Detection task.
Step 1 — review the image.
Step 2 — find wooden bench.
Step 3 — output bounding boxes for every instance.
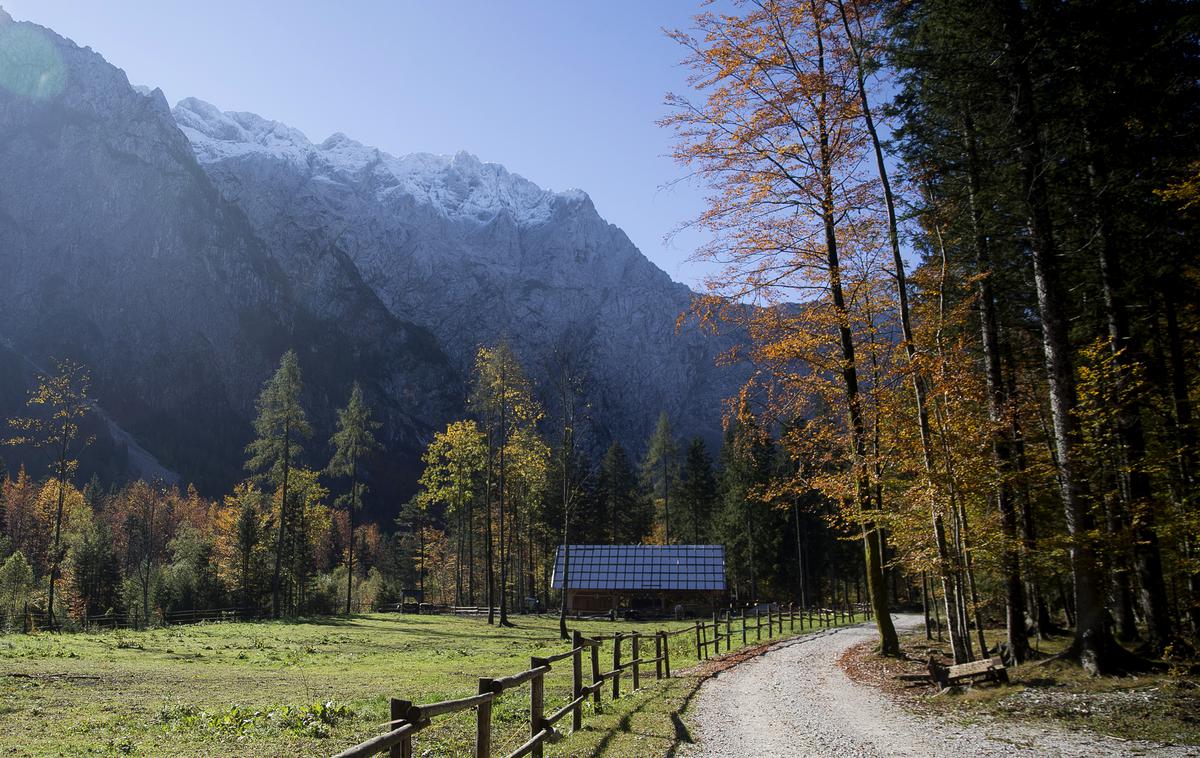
[929,655,1009,688]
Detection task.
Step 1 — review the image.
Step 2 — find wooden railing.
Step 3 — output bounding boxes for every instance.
[331,629,672,758]
[694,603,872,659]
[332,601,871,757]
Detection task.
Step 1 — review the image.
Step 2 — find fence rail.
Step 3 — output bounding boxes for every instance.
[331,600,871,758]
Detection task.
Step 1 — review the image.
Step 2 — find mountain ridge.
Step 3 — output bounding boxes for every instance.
[0,11,743,515]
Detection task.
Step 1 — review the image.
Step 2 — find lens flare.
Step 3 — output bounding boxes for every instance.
[0,22,67,100]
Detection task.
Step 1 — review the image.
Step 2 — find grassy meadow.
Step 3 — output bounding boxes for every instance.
[0,611,846,757]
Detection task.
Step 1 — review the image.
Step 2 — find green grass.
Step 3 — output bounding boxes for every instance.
[0,611,865,757]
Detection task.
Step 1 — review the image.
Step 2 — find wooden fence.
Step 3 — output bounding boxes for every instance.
[331,601,871,758]
[694,603,872,659]
[11,606,263,633]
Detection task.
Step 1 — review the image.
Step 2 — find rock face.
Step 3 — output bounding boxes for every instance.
[0,12,460,500]
[0,11,742,510]
[172,100,744,450]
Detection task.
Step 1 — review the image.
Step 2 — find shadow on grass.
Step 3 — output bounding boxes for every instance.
[581,676,704,758]
[580,626,858,757]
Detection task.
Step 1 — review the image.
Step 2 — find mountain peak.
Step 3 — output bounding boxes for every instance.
[172,98,587,226]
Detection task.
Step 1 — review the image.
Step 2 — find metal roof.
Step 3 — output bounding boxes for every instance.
[551,544,726,592]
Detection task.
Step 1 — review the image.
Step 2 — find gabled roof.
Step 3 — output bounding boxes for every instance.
[551,544,726,592]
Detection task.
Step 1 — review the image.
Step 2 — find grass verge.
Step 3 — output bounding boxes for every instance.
[840,627,1200,747]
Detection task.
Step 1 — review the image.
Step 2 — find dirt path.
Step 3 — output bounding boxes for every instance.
[680,614,1195,757]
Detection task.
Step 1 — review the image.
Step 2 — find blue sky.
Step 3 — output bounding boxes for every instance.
[3,1,719,287]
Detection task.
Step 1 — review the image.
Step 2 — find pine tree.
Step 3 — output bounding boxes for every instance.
[328,383,381,615]
[245,350,311,619]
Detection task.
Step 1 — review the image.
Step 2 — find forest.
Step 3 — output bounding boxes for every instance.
[2,0,1198,684]
[0,344,855,635]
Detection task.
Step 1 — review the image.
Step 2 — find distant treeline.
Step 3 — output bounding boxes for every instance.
[0,348,861,632]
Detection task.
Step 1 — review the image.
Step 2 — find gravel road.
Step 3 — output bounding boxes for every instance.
[681,614,1196,757]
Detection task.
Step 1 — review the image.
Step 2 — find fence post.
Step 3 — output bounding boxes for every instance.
[711,612,719,655]
[476,678,493,758]
[755,609,761,641]
[613,632,622,700]
[590,640,601,710]
[632,632,641,691]
[662,630,672,677]
[694,622,702,661]
[741,612,747,645]
[700,619,709,659]
[571,631,583,732]
[530,657,547,758]
[389,699,412,758]
[654,632,662,680]
[726,611,732,647]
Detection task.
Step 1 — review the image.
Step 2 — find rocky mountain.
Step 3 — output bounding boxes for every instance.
[0,11,460,502]
[171,99,744,449]
[0,11,742,512]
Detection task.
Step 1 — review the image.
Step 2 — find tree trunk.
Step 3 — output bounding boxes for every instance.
[831,0,939,659]
[47,437,69,632]
[1000,0,1125,673]
[662,456,671,544]
[1086,144,1173,652]
[468,494,476,606]
[271,422,290,619]
[1163,290,1200,637]
[485,441,496,625]
[811,1,897,653]
[498,393,510,626]
[961,114,1029,662]
[346,472,356,616]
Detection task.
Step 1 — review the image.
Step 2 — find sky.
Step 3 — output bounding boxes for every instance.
[2,0,721,288]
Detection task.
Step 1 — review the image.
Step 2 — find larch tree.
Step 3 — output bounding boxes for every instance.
[6,358,93,631]
[547,348,590,639]
[418,420,486,609]
[245,350,311,619]
[469,342,541,626]
[328,382,381,615]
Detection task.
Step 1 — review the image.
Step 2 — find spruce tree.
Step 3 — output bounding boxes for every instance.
[328,383,380,615]
[677,437,717,544]
[642,412,679,543]
[598,442,650,544]
[245,350,311,619]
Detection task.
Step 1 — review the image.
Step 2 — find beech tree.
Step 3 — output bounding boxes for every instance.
[665,0,899,653]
